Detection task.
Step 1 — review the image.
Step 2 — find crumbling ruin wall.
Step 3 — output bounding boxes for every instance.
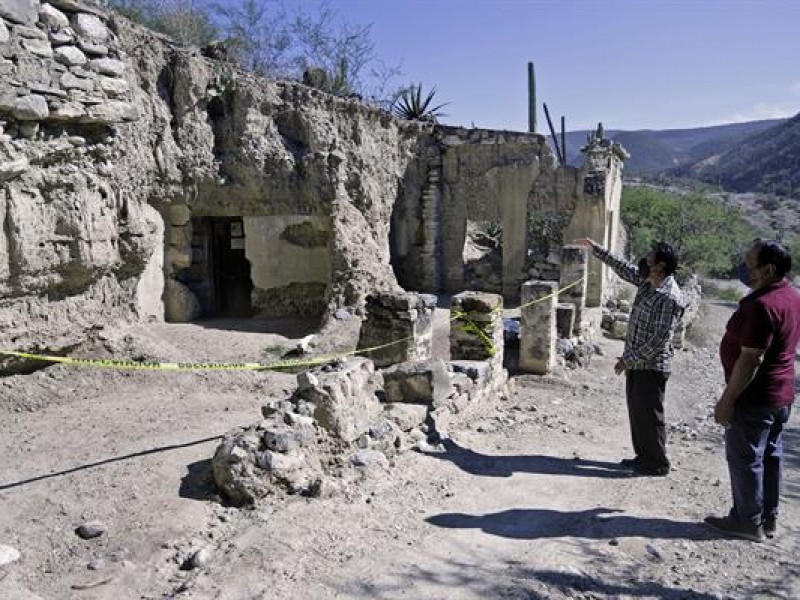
[0,1,428,356]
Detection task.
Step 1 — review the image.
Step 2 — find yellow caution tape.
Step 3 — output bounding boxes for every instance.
[0,276,586,371]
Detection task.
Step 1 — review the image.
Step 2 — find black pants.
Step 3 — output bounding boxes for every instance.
[625,369,669,469]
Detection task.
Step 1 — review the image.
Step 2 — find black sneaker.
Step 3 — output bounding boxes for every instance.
[704,515,765,543]
[631,464,670,477]
[619,457,642,467]
[762,515,777,538]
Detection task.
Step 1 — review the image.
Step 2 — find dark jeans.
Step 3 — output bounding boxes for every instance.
[725,403,791,525]
[625,369,669,469]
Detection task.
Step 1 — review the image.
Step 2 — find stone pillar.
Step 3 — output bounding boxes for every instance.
[450,292,503,366]
[556,303,575,339]
[519,280,557,374]
[357,292,436,368]
[559,245,588,334]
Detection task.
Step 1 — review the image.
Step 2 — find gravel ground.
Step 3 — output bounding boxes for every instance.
[0,302,798,599]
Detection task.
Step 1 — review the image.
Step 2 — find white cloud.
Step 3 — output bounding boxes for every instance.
[705,102,799,126]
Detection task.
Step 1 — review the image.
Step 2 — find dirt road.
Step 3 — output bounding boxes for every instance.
[1,303,798,599]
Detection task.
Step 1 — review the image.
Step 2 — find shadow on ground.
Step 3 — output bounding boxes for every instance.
[179,458,216,501]
[425,506,719,541]
[345,552,725,600]
[421,438,632,479]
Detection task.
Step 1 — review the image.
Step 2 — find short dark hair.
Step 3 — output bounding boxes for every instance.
[652,241,678,275]
[753,239,792,278]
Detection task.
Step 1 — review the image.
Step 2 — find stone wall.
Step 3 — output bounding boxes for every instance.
[0,1,428,357]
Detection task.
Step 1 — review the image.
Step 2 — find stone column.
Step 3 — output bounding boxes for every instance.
[519,280,557,374]
[450,292,503,366]
[559,245,588,334]
[357,292,436,368]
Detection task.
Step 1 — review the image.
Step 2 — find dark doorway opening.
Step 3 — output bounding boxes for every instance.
[209,217,253,318]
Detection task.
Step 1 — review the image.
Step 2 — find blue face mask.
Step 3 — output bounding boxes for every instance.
[738,262,751,287]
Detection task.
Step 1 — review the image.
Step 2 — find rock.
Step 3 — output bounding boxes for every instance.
[21,37,53,58]
[257,450,305,475]
[262,427,300,453]
[164,280,201,322]
[297,358,383,443]
[87,558,104,570]
[78,39,108,56]
[382,359,454,406]
[81,101,139,124]
[13,25,46,39]
[56,71,94,92]
[39,3,69,28]
[0,0,40,25]
[75,521,107,539]
[49,29,74,45]
[54,45,87,67]
[0,20,8,44]
[50,0,102,13]
[71,13,109,41]
[12,94,49,120]
[18,121,38,138]
[190,547,212,569]
[0,544,21,566]
[97,75,128,97]
[352,449,389,469]
[308,477,338,498]
[0,157,29,181]
[87,57,125,77]
[50,101,86,120]
[334,308,351,320]
[383,402,428,431]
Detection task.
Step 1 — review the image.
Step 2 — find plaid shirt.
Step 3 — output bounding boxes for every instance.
[593,245,685,372]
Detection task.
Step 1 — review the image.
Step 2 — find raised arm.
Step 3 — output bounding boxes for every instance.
[574,238,643,286]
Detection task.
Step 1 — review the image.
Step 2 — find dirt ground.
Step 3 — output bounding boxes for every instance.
[1,302,798,599]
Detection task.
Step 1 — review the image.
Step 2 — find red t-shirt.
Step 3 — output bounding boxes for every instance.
[719,279,800,408]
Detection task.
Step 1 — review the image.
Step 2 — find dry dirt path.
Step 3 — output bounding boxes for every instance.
[1,304,798,599]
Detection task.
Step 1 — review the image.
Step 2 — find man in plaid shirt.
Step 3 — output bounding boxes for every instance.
[576,238,685,476]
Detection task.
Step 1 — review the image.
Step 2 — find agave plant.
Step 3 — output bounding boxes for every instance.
[392,84,449,122]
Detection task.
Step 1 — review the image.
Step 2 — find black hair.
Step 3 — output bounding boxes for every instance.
[753,239,791,278]
[652,241,678,276]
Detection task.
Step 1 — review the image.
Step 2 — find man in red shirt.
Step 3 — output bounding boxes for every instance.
[706,239,800,542]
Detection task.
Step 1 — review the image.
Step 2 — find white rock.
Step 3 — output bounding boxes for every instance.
[0,20,9,44]
[81,101,139,124]
[78,39,108,56]
[97,76,128,97]
[13,24,46,39]
[0,0,40,26]
[54,45,87,67]
[21,37,53,58]
[190,547,213,569]
[0,157,29,181]
[12,95,49,120]
[50,101,86,120]
[49,29,74,45]
[88,58,126,77]
[39,3,69,28]
[60,71,94,92]
[71,13,108,41]
[0,544,21,566]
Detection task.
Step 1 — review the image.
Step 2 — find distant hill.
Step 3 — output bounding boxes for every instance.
[673,113,800,197]
[559,119,786,175]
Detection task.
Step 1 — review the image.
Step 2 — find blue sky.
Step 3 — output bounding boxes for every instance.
[285,0,800,132]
